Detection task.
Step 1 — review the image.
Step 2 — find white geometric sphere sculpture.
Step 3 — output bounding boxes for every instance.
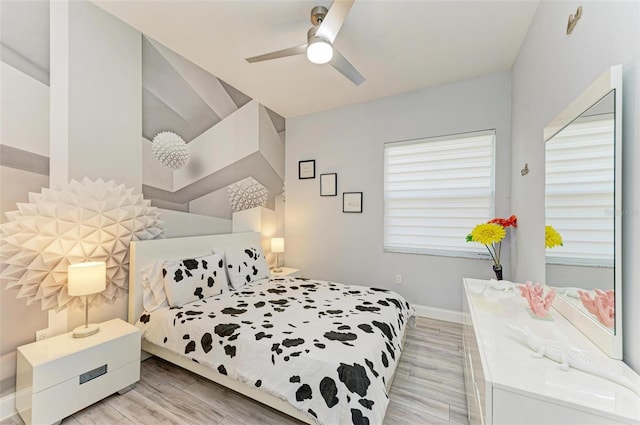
[227,177,269,212]
[152,131,190,169]
[0,178,165,311]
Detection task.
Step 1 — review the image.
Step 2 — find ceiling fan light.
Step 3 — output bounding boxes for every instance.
[306,39,333,64]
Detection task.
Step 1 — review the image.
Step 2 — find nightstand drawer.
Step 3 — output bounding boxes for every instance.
[27,360,140,425]
[28,331,139,393]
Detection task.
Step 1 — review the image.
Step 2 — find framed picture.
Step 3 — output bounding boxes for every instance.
[320,173,337,196]
[343,192,363,213]
[298,160,316,179]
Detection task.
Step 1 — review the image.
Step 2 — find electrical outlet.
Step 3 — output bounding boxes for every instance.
[35,329,48,341]
[395,274,402,284]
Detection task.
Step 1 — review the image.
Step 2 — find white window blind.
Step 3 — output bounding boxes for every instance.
[384,130,495,256]
[545,117,614,265]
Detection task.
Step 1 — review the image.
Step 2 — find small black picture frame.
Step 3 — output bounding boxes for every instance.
[343,192,363,213]
[298,160,316,179]
[320,173,337,196]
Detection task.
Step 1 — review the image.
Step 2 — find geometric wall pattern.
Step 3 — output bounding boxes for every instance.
[0,178,164,311]
[141,36,284,218]
[227,176,269,212]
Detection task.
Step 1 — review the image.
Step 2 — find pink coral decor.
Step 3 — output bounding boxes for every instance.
[578,289,615,328]
[518,281,556,318]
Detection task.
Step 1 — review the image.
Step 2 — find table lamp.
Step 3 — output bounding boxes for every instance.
[271,238,284,273]
[68,261,106,338]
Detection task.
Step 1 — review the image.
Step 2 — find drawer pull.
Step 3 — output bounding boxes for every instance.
[79,364,107,384]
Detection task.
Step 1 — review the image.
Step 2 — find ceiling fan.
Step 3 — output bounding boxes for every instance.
[245,0,365,86]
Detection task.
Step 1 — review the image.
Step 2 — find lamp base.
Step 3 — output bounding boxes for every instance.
[72,323,100,338]
[273,267,282,273]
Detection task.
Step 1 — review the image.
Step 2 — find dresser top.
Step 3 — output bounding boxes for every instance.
[464,278,640,423]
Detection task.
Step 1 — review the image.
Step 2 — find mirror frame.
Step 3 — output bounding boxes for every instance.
[544,65,622,359]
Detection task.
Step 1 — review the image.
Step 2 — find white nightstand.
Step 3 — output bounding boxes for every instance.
[270,267,300,277]
[16,318,141,425]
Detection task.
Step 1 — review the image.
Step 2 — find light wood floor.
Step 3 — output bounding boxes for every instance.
[2,317,468,425]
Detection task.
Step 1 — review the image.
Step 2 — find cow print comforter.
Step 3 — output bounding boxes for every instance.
[136,277,414,425]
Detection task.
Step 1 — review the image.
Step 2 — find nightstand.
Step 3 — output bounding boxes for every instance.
[271,267,300,277]
[16,318,141,425]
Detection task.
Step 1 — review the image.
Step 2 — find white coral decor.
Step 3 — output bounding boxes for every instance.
[227,177,269,212]
[152,131,190,169]
[0,178,164,311]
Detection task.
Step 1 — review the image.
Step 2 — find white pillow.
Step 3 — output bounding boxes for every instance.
[224,246,270,290]
[141,261,168,312]
[163,253,226,307]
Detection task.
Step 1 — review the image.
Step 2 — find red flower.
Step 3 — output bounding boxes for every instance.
[488,215,518,229]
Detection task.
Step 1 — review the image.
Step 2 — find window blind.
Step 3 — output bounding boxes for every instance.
[383,130,495,256]
[545,117,614,265]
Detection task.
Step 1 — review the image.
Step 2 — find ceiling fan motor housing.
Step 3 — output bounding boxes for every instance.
[310,5,328,26]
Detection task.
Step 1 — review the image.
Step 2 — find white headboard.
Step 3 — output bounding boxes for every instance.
[128,232,261,324]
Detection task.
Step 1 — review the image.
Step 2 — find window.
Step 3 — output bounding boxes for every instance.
[383,130,495,256]
[545,117,614,265]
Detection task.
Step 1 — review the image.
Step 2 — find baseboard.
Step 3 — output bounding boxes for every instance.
[0,392,16,421]
[412,303,463,324]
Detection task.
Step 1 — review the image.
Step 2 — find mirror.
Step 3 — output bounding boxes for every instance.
[544,65,622,359]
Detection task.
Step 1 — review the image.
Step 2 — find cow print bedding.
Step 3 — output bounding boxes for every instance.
[136,277,414,425]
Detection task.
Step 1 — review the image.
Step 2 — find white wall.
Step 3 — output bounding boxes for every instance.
[286,72,512,310]
[510,1,639,372]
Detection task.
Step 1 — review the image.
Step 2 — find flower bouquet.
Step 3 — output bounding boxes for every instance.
[545,225,563,249]
[466,215,517,280]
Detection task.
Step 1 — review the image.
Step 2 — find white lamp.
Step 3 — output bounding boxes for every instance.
[68,261,106,338]
[306,37,333,64]
[271,238,285,273]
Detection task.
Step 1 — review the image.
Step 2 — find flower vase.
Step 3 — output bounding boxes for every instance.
[492,265,503,280]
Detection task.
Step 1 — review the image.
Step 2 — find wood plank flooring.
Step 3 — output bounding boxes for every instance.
[2,317,468,425]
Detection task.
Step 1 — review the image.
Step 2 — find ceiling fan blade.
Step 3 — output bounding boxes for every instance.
[316,0,355,44]
[330,49,365,85]
[245,44,307,63]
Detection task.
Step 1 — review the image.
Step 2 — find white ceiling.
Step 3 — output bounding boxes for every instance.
[93,1,539,118]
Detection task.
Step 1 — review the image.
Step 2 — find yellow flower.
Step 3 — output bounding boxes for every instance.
[545,225,563,248]
[470,223,506,245]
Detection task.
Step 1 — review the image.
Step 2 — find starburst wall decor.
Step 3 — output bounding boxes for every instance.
[0,178,164,311]
[227,177,269,212]
[152,131,190,169]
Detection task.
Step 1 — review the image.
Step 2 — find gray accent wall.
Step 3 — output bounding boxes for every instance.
[143,151,283,210]
[0,145,49,176]
[510,1,640,373]
[0,0,286,399]
[139,35,285,219]
[0,1,51,394]
[286,71,512,312]
[0,0,50,86]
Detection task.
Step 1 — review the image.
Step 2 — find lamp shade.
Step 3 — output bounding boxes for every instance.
[68,262,106,296]
[271,238,285,254]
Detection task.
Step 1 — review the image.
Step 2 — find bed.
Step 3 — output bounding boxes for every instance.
[128,232,413,425]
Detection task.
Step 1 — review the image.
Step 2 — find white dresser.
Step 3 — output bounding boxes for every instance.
[16,318,141,425]
[462,278,640,425]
